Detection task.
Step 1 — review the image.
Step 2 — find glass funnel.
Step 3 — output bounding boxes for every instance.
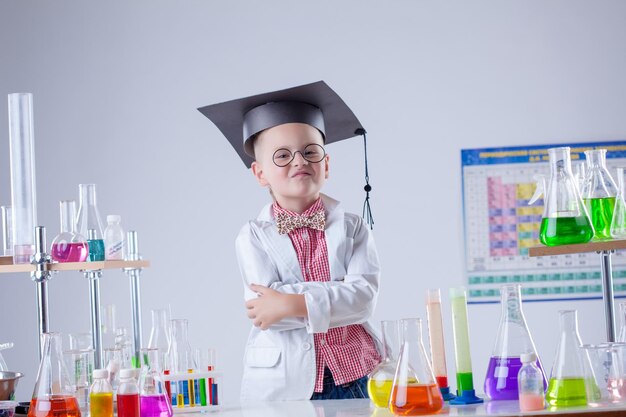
[484,284,546,400]
[139,348,172,417]
[28,333,81,417]
[51,201,88,263]
[76,184,105,261]
[426,289,454,401]
[582,149,618,240]
[390,318,443,416]
[148,310,171,371]
[611,167,626,239]
[367,320,400,407]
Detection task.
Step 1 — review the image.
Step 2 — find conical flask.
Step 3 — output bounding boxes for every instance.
[484,284,547,400]
[530,147,593,246]
[148,310,171,371]
[611,168,626,239]
[28,333,81,417]
[546,310,588,407]
[50,200,89,263]
[390,318,443,416]
[75,184,105,261]
[582,149,618,240]
[367,320,400,407]
[139,348,172,417]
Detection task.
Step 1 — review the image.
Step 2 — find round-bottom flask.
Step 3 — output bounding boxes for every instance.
[51,201,88,262]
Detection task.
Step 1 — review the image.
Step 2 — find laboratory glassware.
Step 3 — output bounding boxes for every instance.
[389,318,443,416]
[104,215,125,260]
[104,348,123,393]
[102,304,117,349]
[484,284,546,400]
[448,287,483,405]
[148,309,171,370]
[89,369,113,417]
[426,289,455,401]
[581,343,625,406]
[115,327,134,369]
[529,147,593,246]
[139,348,173,417]
[574,162,587,194]
[611,167,626,238]
[168,319,196,406]
[63,347,93,413]
[1,206,13,256]
[546,310,588,407]
[118,369,140,417]
[50,201,89,263]
[8,93,38,264]
[367,320,400,407]
[582,149,618,240]
[518,352,546,412]
[28,333,81,417]
[76,184,105,261]
[618,301,626,343]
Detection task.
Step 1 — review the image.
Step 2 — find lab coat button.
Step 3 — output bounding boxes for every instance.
[302,342,312,351]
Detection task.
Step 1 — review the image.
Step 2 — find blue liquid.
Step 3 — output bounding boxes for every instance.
[87,239,105,261]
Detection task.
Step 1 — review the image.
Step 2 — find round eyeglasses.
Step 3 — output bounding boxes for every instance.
[272,144,326,167]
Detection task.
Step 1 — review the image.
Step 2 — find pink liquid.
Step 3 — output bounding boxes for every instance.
[51,242,89,262]
[140,394,172,417]
[519,393,545,411]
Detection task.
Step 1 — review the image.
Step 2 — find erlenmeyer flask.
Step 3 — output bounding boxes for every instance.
[546,310,588,407]
[28,333,81,417]
[611,168,626,239]
[484,284,547,400]
[139,348,172,417]
[51,201,89,263]
[76,184,105,261]
[390,318,443,416]
[148,310,171,371]
[530,147,593,246]
[425,289,454,401]
[582,149,618,240]
[367,320,400,407]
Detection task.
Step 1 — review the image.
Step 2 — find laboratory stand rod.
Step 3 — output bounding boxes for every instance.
[32,226,51,358]
[600,250,616,342]
[88,270,104,368]
[126,230,143,360]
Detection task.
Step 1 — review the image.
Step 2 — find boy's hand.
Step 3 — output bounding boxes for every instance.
[245,284,307,330]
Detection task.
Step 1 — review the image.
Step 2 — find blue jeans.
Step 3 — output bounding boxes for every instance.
[310,367,369,400]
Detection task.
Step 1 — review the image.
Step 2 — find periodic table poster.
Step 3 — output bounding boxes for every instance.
[462,141,626,303]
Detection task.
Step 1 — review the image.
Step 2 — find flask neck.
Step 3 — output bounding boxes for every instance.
[548,147,573,176]
[500,285,524,323]
[381,320,399,361]
[79,184,98,207]
[585,149,608,170]
[171,319,190,345]
[59,200,77,234]
[558,310,581,338]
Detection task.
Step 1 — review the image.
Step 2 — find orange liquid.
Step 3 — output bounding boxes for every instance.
[390,383,443,416]
[28,395,82,417]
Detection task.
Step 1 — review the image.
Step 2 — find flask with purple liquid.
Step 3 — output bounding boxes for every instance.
[139,348,172,417]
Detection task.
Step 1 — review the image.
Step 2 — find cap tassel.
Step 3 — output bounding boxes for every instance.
[356,128,374,230]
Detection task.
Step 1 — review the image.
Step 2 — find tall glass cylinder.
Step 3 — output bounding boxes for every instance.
[8,93,38,264]
[1,205,13,256]
[426,289,454,400]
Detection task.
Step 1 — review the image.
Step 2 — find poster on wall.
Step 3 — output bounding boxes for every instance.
[462,140,626,304]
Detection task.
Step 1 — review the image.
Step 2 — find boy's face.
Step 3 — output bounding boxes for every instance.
[251,123,329,208]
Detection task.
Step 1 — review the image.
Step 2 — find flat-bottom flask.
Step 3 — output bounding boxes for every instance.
[390,318,443,416]
[367,320,399,407]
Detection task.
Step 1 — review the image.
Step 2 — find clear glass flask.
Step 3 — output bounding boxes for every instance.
[1,205,13,256]
[76,184,105,261]
[90,369,113,417]
[581,343,625,406]
[484,284,546,400]
[28,333,81,417]
[367,320,400,407]
[114,328,134,369]
[148,309,171,370]
[51,201,89,263]
[611,167,626,238]
[518,352,546,411]
[167,319,196,406]
[582,149,618,240]
[425,289,454,401]
[390,318,443,415]
[139,348,173,417]
[546,310,588,407]
[529,147,594,246]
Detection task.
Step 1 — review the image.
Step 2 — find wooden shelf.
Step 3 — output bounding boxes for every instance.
[0,256,149,273]
[528,239,626,257]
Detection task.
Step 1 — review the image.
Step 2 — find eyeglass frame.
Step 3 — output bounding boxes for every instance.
[272,143,327,167]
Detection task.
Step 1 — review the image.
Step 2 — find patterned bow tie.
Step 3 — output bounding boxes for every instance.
[275,210,326,235]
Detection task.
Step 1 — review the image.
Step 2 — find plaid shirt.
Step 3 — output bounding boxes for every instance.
[273,198,380,392]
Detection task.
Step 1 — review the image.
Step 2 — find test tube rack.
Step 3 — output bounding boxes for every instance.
[162,371,222,413]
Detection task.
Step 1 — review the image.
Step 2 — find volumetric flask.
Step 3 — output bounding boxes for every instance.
[484,285,546,400]
[390,318,443,416]
[1,206,13,256]
[28,333,81,417]
[367,320,400,407]
[582,149,618,240]
[530,147,593,246]
[546,310,588,408]
[611,167,626,238]
[76,184,105,261]
[581,343,626,406]
[51,201,89,263]
[425,289,454,401]
[139,348,172,417]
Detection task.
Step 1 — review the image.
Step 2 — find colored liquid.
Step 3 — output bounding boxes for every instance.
[87,239,105,261]
[367,379,393,407]
[484,356,523,400]
[435,376,448,388]
[456,372,474,392]
[117,394,140,417]
[89,392,113,417]
[28,395,81,417]
[140,394,172,417]
[519,393,545,411]
[390,383,444,416]
[51,242,89,262]
[585,197,616,240]
[545,377,587,407]
[539,216,594,246]
[199,378,207,406]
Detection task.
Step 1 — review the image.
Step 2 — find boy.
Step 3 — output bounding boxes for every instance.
[198,81,381,401]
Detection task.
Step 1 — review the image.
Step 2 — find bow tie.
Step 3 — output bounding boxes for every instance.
[275,210,326,235]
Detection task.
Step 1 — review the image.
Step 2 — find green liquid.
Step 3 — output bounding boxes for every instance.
[539,216,594,246]
[456,372,474,392]
[584,197,616,240]
[545,377,587,407]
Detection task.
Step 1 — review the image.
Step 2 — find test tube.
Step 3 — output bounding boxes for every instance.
[449,287,483,405]
[426,289,455,401]
[1,206,13,256]
[8,93,38,264]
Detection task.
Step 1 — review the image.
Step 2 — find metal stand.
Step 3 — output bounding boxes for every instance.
[124,231,143,367]
[600,249,616,342]
[31,226,51,358]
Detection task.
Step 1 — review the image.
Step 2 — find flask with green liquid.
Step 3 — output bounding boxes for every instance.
[582,149,618,240]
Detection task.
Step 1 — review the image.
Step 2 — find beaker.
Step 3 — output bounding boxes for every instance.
[611,168,626,238]
[139,348,172,417]
[582,149,618,240]
[390,318,443,415]
[484,284,546,400]
[51,201,89,263]
[367,320,400,407]
[148,310,171,370]
[76,184,105,262]
[530,147,593,246]
[1,206,13,256]
[425,289,454,401]
[28,333,81,417]
[581,343,626,406]
[63,348,94,413]
[546,310,588,407]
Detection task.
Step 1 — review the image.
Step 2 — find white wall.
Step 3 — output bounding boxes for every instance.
[1,0,626,403]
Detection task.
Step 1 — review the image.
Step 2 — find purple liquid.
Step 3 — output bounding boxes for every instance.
[484,356,546,400]
[51,242,89,262]
[140,394,172,417]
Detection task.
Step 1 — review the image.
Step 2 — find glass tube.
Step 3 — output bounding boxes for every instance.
[1,205,13,256]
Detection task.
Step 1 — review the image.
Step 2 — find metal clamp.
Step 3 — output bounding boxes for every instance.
[31,226,52,283]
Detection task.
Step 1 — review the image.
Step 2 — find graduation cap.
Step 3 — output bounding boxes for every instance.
[197,80,374,228]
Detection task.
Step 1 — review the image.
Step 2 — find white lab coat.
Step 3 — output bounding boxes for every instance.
[235,194,382,401]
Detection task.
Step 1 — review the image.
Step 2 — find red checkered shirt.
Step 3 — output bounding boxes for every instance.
[273,198,381,393]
